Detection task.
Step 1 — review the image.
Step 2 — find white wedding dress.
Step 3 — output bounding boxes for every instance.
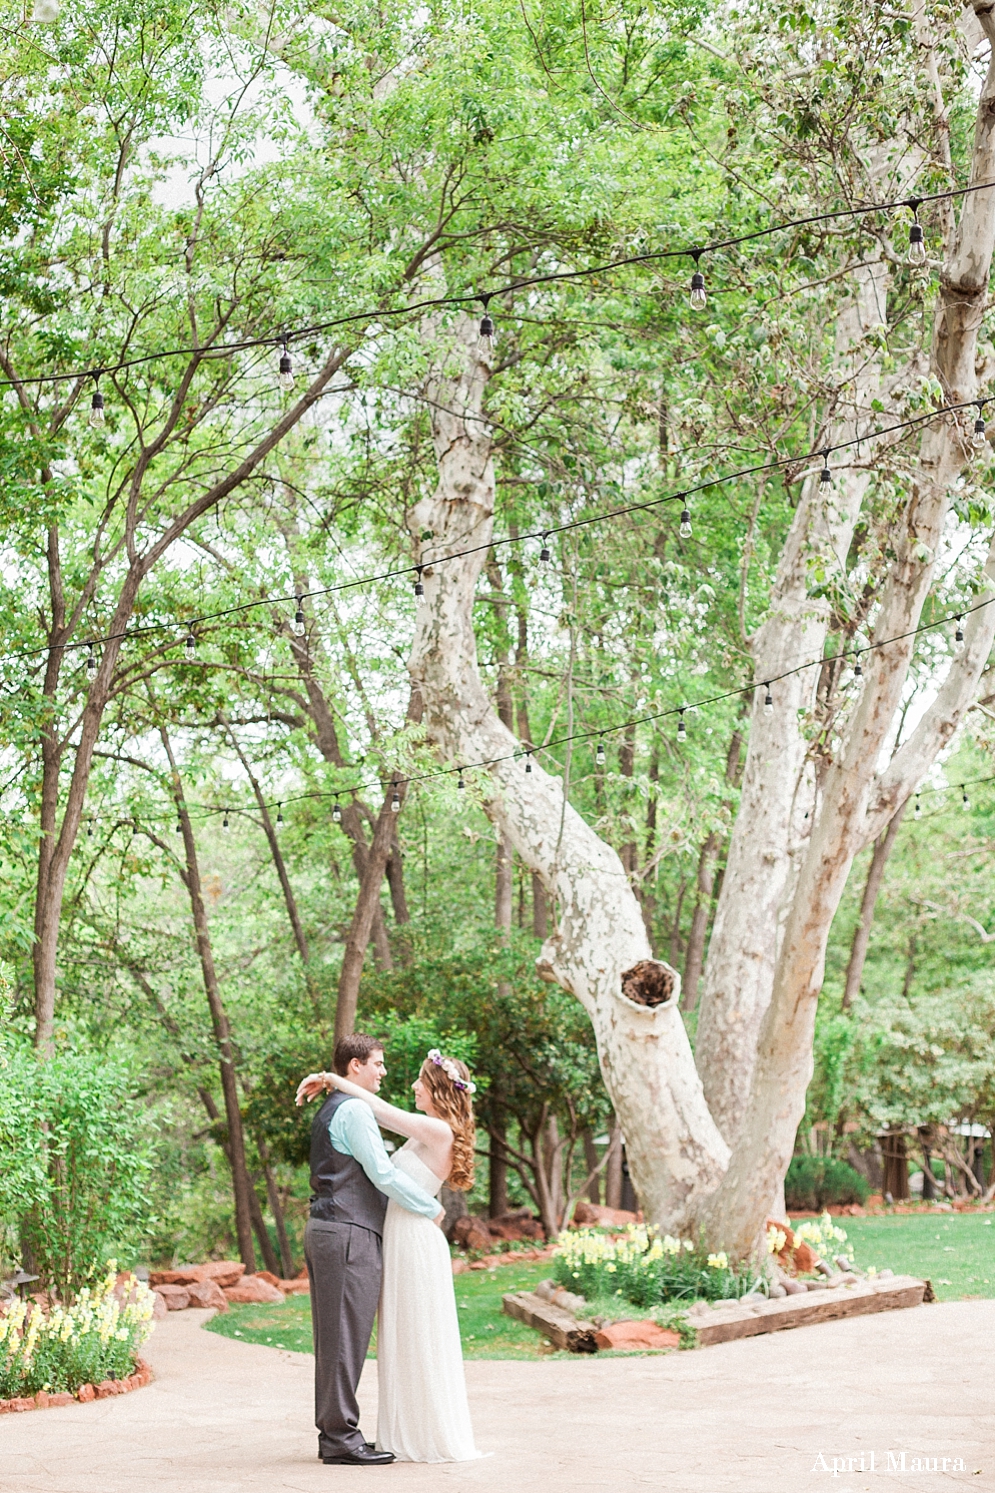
[375,1144,482,1462]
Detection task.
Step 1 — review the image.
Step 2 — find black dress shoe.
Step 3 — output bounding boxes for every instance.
[322,1446,395,1466]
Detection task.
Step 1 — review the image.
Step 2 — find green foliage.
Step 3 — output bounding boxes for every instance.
[0,1043,160,1299]
[784,1157,869,1211]
[0,1265,156,1398]
[553,1226,758,1307]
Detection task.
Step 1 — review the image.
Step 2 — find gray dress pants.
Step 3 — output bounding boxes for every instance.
[305,1218,382,1458]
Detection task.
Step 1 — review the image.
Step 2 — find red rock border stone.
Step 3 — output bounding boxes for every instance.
[0,1357,152,1414]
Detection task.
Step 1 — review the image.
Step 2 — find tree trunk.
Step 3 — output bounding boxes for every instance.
[407,310,729,1232]
[225,724,320,1019]
[257,1136,294,1278]
[604,1117,623,1209]
[163,732,256,1271]
[532,873,548,939]
[335,781,408,1042]
[488,1117,509,1218]
[682,837,718,1014]
[881,1131,910,1202]
[581,1129,601,1205]
[842,803,907,1011]
[495,831,514,932]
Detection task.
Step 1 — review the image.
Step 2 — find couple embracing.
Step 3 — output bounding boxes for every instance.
[295,1033,483,1465]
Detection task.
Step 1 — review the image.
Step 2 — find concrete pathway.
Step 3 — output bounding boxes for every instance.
[1,1302,991,1491]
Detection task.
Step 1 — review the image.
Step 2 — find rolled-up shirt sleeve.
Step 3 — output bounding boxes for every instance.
[329,1099,442,1219]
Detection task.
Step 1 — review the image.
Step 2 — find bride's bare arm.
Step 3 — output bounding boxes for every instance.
[325,1072,451,1144]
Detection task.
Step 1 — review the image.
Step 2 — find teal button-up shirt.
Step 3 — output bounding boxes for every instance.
[329,1099,441,1219]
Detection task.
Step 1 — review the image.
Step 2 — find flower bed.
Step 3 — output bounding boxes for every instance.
[552,1225,759,1308]
[0,1263,156,1401]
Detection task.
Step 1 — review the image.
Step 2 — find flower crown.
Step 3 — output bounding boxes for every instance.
[427,1049,476,1094]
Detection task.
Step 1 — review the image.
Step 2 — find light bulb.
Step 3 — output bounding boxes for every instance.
[962,787,971,811]
[89,389,105,428]
[689,270,706,311]
[679,505,692,539]
[175,820,182,834]
[763,684,773,716]
[524,752,533,774]
[480,311,494,339]
[278,344,295,391]
[596,738,606,767]
[853,655,863,680]
[86,644,97,674]
[820,455,832,487]
[908,221,926,267]
[955,618,964,652]
[294,596,305,635]
[185,632,196,655]
[914,794,921,820]
[391,783,401,813]
[540,534,551,563]
[414,567,425,602]
[276,804,284,826]
[973,411,987,449]
[677,710,687,742]
[222,811,230,831]
[332,800,342,824]
[87,821,94,838]
[457,769,466,791]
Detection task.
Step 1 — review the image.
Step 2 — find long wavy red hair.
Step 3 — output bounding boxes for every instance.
[420,1056,476,1190]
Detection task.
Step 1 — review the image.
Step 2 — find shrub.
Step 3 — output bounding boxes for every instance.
[784,1156,869,1212]
[0,1263,156,1398]
[0,1044,159,1299]
[553,1226,758,1307]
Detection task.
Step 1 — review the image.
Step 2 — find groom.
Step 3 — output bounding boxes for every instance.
[303,1032,445,1467]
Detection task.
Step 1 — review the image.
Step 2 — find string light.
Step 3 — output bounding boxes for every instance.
[595,736,606,767]
[539,533,551,563]
[87,820,94,838]
[955,617,964,651]
[973,404,987,450]
[276,803,284,826]
[689,252,706,311]
[7,177,995,402]
[914,793,921,820]
[414,566,425,601]
[853,654,863,680]
[677,708,687,742]
[86,643,97,674]
[278,339,295,392]
[820,452,833,488]
[294,596,305,635]
[907,201,927,267]
[457,768,466,791]
[88,381,105,428]
[332,798,342,824]
[391,782,401,812]
[222,810,230,830]
[763,683,773,716]
[962,785,971,811]
[524,750,533,773]
[175,820,182,834]
[479,297,495,341]
[679,499,692,540]
[185,631,196,655]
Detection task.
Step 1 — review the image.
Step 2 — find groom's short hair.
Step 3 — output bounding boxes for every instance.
[333,1033,384,1076]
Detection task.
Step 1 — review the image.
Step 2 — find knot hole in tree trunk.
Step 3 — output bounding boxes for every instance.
[619,959,679,1009]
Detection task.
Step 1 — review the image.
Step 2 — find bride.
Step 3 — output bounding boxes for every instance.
[299,1049,482,1463]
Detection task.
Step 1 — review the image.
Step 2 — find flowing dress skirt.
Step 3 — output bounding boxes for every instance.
[375,1147,482,1462]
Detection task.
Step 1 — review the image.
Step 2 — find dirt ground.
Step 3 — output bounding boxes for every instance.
[1,1301,991,1491]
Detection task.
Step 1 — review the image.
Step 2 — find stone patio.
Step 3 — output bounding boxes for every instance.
[0,1301,991,1490]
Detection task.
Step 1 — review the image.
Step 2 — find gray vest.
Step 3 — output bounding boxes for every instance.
[309,1091,389,1235]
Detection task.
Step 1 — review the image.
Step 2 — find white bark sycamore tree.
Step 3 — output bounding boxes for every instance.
[407,7,995,1256]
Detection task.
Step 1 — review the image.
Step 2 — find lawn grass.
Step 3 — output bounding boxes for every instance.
[204,1214,995,1358]
[826,1212,995,1302]
[205,1260,553,1359]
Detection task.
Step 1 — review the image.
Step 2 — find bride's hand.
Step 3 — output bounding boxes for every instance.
[295,1071,333,1107]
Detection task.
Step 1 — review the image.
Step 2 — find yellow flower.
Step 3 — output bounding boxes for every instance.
[707,1252,728,1270]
